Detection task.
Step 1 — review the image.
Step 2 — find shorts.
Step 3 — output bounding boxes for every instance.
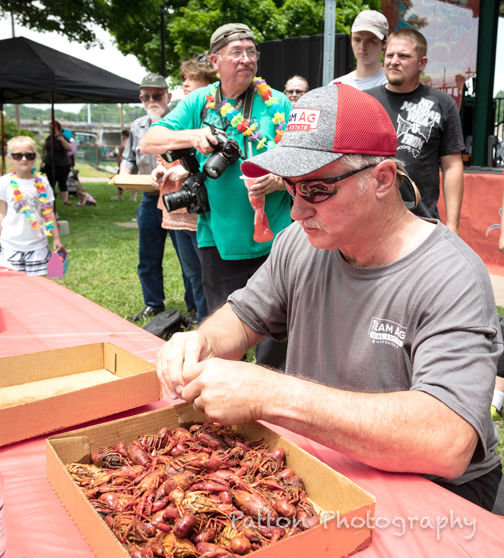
[0,245,51,276]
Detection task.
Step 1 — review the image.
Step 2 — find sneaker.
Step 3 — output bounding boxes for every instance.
[189,309,198,325]
[111,195,124,201]
[491,405,502,421]
[128,305,165,322]
[85,194,97,206]
[63,200,71,206]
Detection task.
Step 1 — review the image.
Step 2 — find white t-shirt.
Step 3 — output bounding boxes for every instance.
[0,173,55,251]
[331,69,387,91]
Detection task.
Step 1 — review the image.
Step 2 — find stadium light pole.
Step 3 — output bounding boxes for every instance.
[323,0,336,85]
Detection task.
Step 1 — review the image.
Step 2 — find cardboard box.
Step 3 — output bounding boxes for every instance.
[46,403,376,558]
[0,343,160,446]
[108,174,157,193]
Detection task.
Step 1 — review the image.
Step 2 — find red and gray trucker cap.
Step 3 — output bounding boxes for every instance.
[241,83,397,178]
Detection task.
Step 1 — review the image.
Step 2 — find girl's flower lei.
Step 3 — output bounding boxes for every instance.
[10,172,55,236]
[206,77,286,150]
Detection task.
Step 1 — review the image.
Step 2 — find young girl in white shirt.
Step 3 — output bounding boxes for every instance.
[0,136,63,275]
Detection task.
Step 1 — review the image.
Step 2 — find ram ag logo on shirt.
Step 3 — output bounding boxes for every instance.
[287,108,321,131]
[368,317,406,348]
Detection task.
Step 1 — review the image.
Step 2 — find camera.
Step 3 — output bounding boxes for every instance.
[203,125,242,179]
[162,126,242,214]
[162,149,209,214]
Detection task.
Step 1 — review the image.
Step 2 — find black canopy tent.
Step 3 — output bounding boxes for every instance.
[0,36,141,172]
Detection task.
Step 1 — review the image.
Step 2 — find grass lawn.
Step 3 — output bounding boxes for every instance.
[51,175,187,325]
[49,172,504,468]
[74,161,112,178]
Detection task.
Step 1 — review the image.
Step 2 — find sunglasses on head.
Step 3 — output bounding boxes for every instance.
[139,92,164,103]
[9,152,37,161]
[284,164,376,203]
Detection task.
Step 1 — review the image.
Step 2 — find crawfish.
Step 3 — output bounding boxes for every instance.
[111,511,156,544]
[92,447,126,469]
[173,511,197,538]
[161,532,197,558]
[66,463,101,486]
[137,426,174,453]
[296,497,320,530]
[127,440,152,467]
[196,542,235,558]
[134,469,167,496]
[92,491,136,514]
[155,471,195,501]
[232,489,278,524]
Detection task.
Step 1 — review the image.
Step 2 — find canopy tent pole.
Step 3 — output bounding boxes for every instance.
[1,99,5,174]
[49,93,56,212]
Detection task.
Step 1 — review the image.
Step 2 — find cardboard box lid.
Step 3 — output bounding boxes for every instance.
[0,343,161,446]
[108,174,157,192]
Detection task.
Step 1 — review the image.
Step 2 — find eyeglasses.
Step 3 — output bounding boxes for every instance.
[9,152,37,161]
[284,164,376,203]
[139,92,165,103]
[223,49,260,61]
[285,89,306,95]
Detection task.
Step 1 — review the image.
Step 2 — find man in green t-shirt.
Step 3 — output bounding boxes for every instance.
[141,23,292,368]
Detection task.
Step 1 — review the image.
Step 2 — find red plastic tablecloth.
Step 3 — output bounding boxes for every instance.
[0,269,503,557]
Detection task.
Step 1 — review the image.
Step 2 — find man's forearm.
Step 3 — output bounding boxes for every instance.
[141,127,201,155]
[198,303,262,361]
[258,375,477,478]
[441,154,464,233]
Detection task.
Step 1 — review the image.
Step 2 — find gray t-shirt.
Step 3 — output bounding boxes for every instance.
[331,69,387,91]
[229,221,502,485]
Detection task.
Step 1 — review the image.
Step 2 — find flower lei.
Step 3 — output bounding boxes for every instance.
[10,172,55,236]
[206,77,286,150]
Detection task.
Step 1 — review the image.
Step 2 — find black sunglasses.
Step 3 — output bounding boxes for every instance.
[284,164,376,203]
[285,89,306,95]
[9,152,37,161]
[139,93,164,102]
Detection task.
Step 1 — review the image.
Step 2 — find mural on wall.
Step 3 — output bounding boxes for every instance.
[382,0,480,109]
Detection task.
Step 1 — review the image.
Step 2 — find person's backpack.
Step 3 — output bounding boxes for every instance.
[143,310,191,340]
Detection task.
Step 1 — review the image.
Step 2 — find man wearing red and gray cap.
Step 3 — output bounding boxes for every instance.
[141,23,291,368]
[155,83,502,511]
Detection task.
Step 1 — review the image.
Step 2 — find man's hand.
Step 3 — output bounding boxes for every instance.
[151,163,188,189]
[246,174,285,198]
[156,330,214,399]
[151,164,165,189]
[190,127,219,155]
[180,358,274,424]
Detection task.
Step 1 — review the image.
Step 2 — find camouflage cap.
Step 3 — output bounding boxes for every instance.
[140,73,167,89]
[210,23,255,53]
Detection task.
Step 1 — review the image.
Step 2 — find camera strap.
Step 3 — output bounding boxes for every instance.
[201,83,254,134]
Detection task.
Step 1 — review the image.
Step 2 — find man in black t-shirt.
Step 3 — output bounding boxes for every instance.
[367,28,464,234]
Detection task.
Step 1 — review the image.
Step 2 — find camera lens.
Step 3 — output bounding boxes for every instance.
[204,153,231,179]
[163,189,193,212]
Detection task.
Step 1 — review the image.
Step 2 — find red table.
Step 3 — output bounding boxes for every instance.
[0,269,503,557]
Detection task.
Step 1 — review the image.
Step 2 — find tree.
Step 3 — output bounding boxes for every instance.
[1,0,109,46]
[3,0,381,79]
